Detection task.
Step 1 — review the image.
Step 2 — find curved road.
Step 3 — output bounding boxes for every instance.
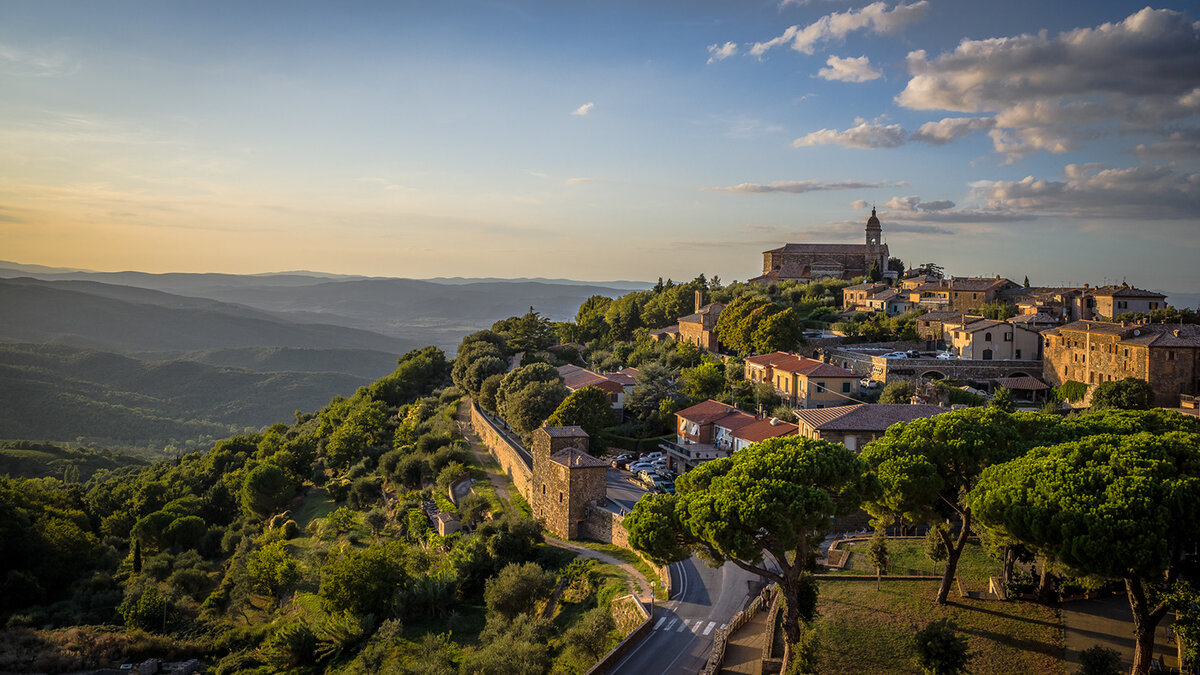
[610,556,761,674]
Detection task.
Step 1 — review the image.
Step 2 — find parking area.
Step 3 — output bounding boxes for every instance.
[608,451,677,496]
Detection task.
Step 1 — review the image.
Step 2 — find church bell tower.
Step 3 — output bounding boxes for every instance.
[865,207,881,250]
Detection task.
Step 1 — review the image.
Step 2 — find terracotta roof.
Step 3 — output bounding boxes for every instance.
[676,399,744,424]
[733,418,798,443]
[603,368,639,386]
[678,302,725,324]
[549,447,609,469]
[1046,321,1200,347]
[918,311,972,323]
[766,243,871,255]
[794,404,948,432]
[1091,284,1166,299]
[845,282,889,292]
[538,425,588,438]
[743,351,855,378]
[714,412,758,432]
[557,365,624,393]
[1009,313,1060,325]
[954,319,1008,334]
[992,376,1050,391]
[868,289,902,301]
[650,325,680,336]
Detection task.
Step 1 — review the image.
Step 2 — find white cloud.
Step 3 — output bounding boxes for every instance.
[793,119,906,149]
[850,199,870,209]
[896,7,1200,159]
[707,41,738,64]
[884,195,954,212]
[565,177,592,185]
[910,116,996,145]
[751,1,929,57]
[973,163,1200,220]
[818,55,882,82]
[712,179,884,194]
[0,42,76,76]
[572,102,594,116]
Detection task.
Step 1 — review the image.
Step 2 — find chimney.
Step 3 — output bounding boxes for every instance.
[695,289,703,313]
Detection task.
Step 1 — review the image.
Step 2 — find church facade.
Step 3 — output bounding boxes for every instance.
[749,209,889,283]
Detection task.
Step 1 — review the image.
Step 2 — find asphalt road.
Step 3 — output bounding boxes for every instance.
[609,556,762,674]
[606,467,648,512]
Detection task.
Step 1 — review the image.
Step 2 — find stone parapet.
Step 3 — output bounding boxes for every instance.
[469,401,533,501]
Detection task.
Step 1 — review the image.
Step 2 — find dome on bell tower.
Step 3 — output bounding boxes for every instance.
[866,207,880,230]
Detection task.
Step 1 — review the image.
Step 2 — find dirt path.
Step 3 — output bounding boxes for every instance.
[455,399,513,508]
[545,537,654,602]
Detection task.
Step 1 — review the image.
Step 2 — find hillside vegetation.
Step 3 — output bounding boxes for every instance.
[0,343,372,450]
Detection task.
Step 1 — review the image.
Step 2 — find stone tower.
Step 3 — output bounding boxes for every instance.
[530,426,609,539]
[865,207,886,276]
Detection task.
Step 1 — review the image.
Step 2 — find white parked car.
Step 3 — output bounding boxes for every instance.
[882,351,908,358]
[936,351,956,360]
[628,461,657,473]
[860,378,880,389]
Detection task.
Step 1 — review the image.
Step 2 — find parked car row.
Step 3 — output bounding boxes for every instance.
[882,350,923,359]
[610,451,676,493]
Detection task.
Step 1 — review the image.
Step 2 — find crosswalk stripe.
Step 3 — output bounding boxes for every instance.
[720,624,727,630]
[692,620,704,632]
[677,620,688,632]
[654,617,666,630]
[703,622,716,635]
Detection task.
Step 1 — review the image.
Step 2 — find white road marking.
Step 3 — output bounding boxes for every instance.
[703,622,716,635]
[692,620,704,633]
[676,620,688,632]
[654,617,666,630]
[720,623,726,630]
[664,618,677,631]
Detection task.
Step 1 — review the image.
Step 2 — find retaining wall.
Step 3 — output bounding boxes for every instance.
[586,594,651,675]
[469,401,533,501]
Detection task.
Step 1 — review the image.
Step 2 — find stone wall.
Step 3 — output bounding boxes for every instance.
[469,402,533,501]
[581,502,632,548]
[826,347,1041,387]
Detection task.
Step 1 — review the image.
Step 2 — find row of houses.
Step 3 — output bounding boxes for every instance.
[663,398,950,472]
[844,278,1168,324]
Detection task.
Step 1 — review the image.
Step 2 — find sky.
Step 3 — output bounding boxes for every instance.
[1,1,1198,298]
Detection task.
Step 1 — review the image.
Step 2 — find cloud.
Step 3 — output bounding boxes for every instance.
[1134,128,1200,158]
[910,116,996,144]
[973,163,1200,220]
[877,195,1034,223]
[707,41,738,64]
[565,177,592,185]
[572,102,594,116]
[817,55,882,82]
[850,199,870,209]
[896,7,1200,159]
[751,1,929,57]
[712,179,884,194]
[0,42,77,76]
[793,119,906,149]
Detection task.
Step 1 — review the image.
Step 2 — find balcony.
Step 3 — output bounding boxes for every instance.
[660,439,729,466]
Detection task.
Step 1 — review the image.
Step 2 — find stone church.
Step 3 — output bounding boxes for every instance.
[749,208,890,283]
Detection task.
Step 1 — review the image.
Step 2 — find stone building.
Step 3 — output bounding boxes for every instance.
[744,351,859,408]
[999,283,1168,322]
[649,290,724,353]
[943,317,1043,361]
[530,426,609,539]
[793,404,947,452]
[904,276,1019,312]
[1042,320,1200,407]
[750,209,890,283]
[557,364,629,421]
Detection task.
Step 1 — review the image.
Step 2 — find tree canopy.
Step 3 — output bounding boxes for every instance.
[1090,377,1156,410]
[859,407,1028,603]
[624,435,875,646]
[545,386,612,444]
[969,410,1200,674]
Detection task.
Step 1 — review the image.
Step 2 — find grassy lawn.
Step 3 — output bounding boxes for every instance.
[833,538,1001,587]
[811,580,1064,675]
[290,487,336,529]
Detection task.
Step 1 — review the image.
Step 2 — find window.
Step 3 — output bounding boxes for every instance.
[1004,332,1013,342]
[559,492,563,503]
[982,349,993,360]
[842,382,851,393]
[1118,301,1128,309]
[816,381,826,392]
[1015,349,1022,359]
[985,332,993,342]
[1169,351,1176,361]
